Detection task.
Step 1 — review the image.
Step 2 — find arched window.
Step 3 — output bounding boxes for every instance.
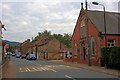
[90,37,95,55]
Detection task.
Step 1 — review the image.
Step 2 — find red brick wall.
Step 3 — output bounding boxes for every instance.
[118,36,120,46]
[76,19,100,65]
[32,38,69,60]
[71,9,86,62]
[88,20,100,58]
[101,35,120,47]
[71,9,120,66]
[21,39,30,54]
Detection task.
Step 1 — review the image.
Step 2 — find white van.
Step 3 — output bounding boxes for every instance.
[26,53,36,60]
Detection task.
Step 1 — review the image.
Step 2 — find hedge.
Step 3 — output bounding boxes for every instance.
[101,47,120,68]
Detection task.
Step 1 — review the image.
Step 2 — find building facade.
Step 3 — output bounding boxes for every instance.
[28,35,69,60]
[71,7,120,65]
[19,39,30,54]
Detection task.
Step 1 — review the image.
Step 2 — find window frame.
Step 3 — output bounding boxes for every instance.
[107,39,115,47]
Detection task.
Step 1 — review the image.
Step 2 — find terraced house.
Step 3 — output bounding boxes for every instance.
[71,5,120,65]
[20,39,31,55]
[28,34,69,60]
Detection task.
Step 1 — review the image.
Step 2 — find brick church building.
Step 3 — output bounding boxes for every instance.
[70,4,120,65]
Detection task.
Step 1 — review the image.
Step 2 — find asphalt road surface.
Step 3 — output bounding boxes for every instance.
[7,57,119,80]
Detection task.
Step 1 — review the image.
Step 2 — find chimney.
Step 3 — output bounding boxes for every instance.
[81,3,83,9]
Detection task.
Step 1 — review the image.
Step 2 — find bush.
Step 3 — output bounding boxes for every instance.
[101,47,112,66]
[109,47,120,68]
[101,47,120,68]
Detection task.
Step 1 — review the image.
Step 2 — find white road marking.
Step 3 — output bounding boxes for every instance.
[26,68,30,71]
[41,67,46,71]
[65,75,76,80]
[65,75,72,78]
[50,69,57,72]
[25,69,28,72]
[19,68,24,72]
[36,67,42,71]
[19,68,22,71]
[32,67,38,71]
[47,65,52,67]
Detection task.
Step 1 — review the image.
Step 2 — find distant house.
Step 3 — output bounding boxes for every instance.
[28,35,69,60]
[71,6,120,65]
[19,39,30,54]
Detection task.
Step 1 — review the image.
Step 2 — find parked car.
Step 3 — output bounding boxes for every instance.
[7,52,12,55]
[12,53,16,56]
[21,54,26,59]
[26,54,30,60]
[16,52,21,58]
[26,53,36,60]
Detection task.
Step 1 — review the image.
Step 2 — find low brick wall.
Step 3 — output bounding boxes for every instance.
[38,52,64,60]
[48,53,63,60]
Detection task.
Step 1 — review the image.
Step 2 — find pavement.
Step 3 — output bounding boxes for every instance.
[49,60,120,77]
[2,60,17,78]
[0,60,9,79]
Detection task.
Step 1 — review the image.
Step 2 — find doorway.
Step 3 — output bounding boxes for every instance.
[81,43,86,60]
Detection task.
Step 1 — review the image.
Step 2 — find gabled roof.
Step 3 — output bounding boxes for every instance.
[86,10,120,34]
[71,8,84,39]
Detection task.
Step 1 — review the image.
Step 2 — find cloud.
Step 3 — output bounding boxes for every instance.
[2,0,119,2]
[1,1,119,42]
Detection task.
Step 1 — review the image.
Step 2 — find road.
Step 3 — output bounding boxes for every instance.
[4,56,119,80]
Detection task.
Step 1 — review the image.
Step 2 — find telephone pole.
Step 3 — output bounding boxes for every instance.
[31,37,33,53]
[85,0,91,66]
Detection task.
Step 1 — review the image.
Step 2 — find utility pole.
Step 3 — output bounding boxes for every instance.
[85,0,88,10]
[35,44,37,59]
[85,0,91,66]
[31,37,33,53]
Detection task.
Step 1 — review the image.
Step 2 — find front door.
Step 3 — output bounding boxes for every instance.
[83,47,86,60]
[81,43,86,60]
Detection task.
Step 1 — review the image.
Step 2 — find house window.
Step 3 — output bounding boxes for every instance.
[90,37,95,56]
[108,39,115,47]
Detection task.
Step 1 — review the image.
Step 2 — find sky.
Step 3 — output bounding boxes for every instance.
[0,0,119,42]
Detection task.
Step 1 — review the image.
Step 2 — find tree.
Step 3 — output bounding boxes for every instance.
[53,33,72,48]
[7,45,15,53]
[34,30,72,48]
[34,30,51,40]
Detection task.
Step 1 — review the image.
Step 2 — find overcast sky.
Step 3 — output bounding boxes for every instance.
[0,0,119,42]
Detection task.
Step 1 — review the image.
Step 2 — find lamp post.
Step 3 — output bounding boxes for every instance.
[92,2,107,47]
[92,2,107,67]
